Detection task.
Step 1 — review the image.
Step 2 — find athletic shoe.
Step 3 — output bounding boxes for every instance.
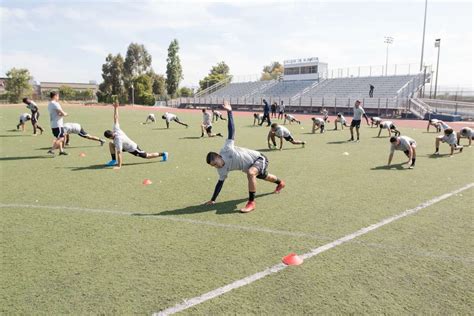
[348,138,354,142]
[65,143,70,146]
[302,141,306,148]
[240,201,256,213]
[162,152,168,161]
[106,160,117,166]
[216,133,223,137]
[434,151,439,155]
[47,150,55,156]
[459,147,463,153]
[201,133,204,137]
[59,151,69,156]
[99,139,105,146]
[275,180,286,194]
[408,165,414,169]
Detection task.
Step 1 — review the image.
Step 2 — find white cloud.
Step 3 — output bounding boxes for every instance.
[78,44,108,57]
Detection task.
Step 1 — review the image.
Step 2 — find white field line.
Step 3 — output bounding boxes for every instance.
[0,203,332,241]
[153,182,474,316]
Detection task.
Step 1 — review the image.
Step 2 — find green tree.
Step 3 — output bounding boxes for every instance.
[177,87,194,97]
[98,53,127,103]
[59,85,76,100]
[166,39,183,97]
[148,71,167,98]
[124,43,152,94]
[260,61,283,81]
[199,61,230,91]
[132,74,155,105]
[5,68,32,103]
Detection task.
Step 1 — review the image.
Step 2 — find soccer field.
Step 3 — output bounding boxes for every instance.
[1,104,473,314]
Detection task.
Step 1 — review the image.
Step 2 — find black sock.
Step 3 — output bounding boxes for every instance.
[111,153,116,160]
[435,147,439,152]
[411,158,416,166]
[275,179,281,185]
[249,192,256,202]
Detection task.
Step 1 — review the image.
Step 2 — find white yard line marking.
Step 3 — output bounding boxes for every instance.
[153,183,473,316]
[0,203,331,241]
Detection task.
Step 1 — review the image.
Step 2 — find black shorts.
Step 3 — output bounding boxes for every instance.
[351,120,361,128]
[206,126,212,133]
[128,147,147,158]
[252,155,269,179]
[31,112,39,123]
[78,128,88,138]
[284,135,294,142]
[52,127,65,139]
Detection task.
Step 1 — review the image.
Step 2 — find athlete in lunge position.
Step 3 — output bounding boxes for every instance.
[388,136,417,169]
[104,102,168,169]
[205,101,285,213]
[311,117,325,134]
[16,113,31,131]
[268,123,306,150]
[457,127,473,146]
[212,109,227,122]
[22,98,44,135]
[63,122,105,146]
[283,114,301,125]
[161,112,188,129]
[377,120,400,137]
[434,128,463,156]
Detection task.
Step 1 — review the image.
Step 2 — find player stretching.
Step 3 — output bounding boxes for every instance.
[205,101,285,213]
[370,116,382,127]
[212,109,227,122]
[253,113,263,126]
[162,112,188,129]
[377,120,400,137]
[268,123,306,150]
[104,102,168,169]
[201,109,222,137]
[63,122,105,146]
[388,136,417,169]
[16,113,31,131]
[427,118,441,132]
[321,108,330,123]
[143,113,156,124]
[311,117,325,134]
[284,114,301,125]
[457,127,473,146]
[434,128,463,156]
[334,113,349,130]
[349,100,369,142]
[22,98,44,135]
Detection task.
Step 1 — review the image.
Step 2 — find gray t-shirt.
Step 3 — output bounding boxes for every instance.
[63,123,82,134]
[391,136,416,153]
[163,112,176,122]
[442,133,457,145]
[26,101,38,112]
[275,126,291,138]
[203,112,211,126]
[460,127,473,138]
[113,123,138,152]
[353,107,366,120]
[217,139,262,181]
[20,113,31,123]
[380,121,393,129]
[313,118,324,126]
[48,101,64,128]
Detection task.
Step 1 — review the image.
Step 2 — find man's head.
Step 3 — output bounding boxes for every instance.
[104,130,114,139]
[311,117,316,121]
[212,109,215,113]
[206,152,224,168]
[444,128,453,135]
[50,91,59,101]
[22,97,30,104]
[253,113,258,118]
[202,109,206,113]
[162,115,166,119]
[337,112,342,117]
[355,100,361,108]
[270,122,279,131]
[390,136,399,145]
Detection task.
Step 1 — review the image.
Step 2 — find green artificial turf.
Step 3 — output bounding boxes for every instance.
[1,104,473,314]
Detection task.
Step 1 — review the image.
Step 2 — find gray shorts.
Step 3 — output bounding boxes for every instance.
[252,155,269,179]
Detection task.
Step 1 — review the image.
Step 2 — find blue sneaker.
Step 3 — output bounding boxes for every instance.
[162,152,168,162]
[106,160,117,166]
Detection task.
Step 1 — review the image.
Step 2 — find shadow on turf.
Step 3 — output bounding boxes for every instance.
[256,147,302,152]
[180,136,202,140]
[0,134,29,137]
[66,161,159,171]
[133,193,273,216]
[0,155,52,161]
[36,145,98,150]
[371,163,407,170]
[326,140,350,144]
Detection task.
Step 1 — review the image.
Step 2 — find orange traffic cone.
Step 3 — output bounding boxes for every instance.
[142,179,152,185]
[79,152,86,157]
[282,253,303,266]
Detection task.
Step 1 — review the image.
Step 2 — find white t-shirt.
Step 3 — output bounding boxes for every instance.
[438,121,450,130]
[460,127,473,138]
[391,136,416,153]
[430,119,439,124]
[48,101,64,128]
[286,114,296,121]
[213,111,222,116]
[313,118,324,126]
[441,133,457,145]
[113,123,138,152]
[202,112,211,126]
[372,117,381,122]
[63,123,82,134]
[353,107,366,120]
[26,101,38,112]
[163,112,176,122]
[148,113,156,120]
[278,104,285,112]
[20,113,31,123]
[255,114,263,120]
[336,115,346,124]
[217,139,262,181]
[275,126,291,138]
[380,121,393,129]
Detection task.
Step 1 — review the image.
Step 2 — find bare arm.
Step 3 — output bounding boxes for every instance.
[113,102,119,124]
[388,152,394,166]
[279,136,283,150]
[114,152,123,170]
[407,146,413,164]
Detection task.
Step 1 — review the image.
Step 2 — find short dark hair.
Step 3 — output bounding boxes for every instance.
[390,136,397,143]
[50,91,58,99]
[202,109,206,112]
[206,152,220,164]
[444,128,453,135]
[311,117,315,121]
[162,115,166,119]
[22,97,29,103]
[104,130,113,138]
[270,123,278,128]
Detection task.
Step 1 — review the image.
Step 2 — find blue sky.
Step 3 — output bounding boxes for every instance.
[1,0,472,90]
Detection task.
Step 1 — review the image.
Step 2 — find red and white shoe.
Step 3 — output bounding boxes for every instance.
[240,201,256,213]
[275,180,286,194]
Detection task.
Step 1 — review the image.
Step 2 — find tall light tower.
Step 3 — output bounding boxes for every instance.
[420,0,428,71]
[434,38,441,99]
[384,36,394,76]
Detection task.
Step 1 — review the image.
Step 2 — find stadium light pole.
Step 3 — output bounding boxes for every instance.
[434,38,441,99]
[384,36,394,76]
[420,0,428,71]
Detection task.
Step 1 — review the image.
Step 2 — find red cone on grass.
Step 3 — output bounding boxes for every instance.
[282,253,303,266]
[142,179,152,185]
[79,153,86,157]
